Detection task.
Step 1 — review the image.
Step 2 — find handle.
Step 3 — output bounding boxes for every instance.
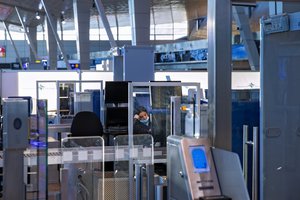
[242,125,248,183]
[252,127,258,200]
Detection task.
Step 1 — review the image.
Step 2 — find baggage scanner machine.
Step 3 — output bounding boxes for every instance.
[167,135,249,200]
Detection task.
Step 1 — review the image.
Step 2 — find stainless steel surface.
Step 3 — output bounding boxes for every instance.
[48,123,71,134]
[146,164,154,200]
[128,82,135,200]
[135,164,142,200]
[170,96,182,136]
[60,168,69,200]
[3,150,25,200]
[2,99,29,200]
[2,99,28,149]
[207,0,232,150]
[154,175,166,200]
[212,148,250,200]
[252,127,258,200]
[167,135,221,199]
[260,13,300,200]
[242,125,248,183]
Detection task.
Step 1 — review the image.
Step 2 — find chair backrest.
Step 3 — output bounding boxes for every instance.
[70,111,103,137]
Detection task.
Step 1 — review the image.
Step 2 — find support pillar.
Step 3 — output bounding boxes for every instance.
[73,0,92,70]
[41,0,68,70]
[28,26,37,62]
[207,0,232,151]
[128,0,151,45]
[45,16,58,70]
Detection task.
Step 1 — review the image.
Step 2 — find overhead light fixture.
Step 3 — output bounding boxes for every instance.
[38,1,43,10]
[35,12,41,20]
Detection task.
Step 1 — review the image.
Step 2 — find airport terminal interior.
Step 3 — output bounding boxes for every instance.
[0,0,300,199]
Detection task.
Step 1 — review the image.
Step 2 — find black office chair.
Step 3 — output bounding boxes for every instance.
[70,111,103,137]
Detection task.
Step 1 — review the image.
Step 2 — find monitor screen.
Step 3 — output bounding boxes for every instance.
[189,145,210,173]
[105,107,128,127]
[105,81,130,104]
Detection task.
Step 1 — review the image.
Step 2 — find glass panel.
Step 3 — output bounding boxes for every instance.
[130,82,202,147]
[126,82,201,199]
[61,136,104,200]
[37,81,57,117]
[37,80,104,125]
[28,99,48,199]
[114,134,154,200]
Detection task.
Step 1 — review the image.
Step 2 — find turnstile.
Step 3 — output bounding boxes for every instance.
[167,135,249,200]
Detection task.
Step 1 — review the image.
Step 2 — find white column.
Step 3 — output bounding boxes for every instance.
[128,0,150,46]
[45,16,58,69]
[28,26,37,62]
[73,0,92,70]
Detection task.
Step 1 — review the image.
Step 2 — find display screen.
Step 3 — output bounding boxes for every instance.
[105,107,128,127]
[105,81,130,104]
[189,146,210,173]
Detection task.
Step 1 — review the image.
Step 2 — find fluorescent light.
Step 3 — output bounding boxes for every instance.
[35,12,41,20]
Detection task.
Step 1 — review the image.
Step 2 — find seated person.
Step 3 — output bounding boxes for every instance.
[133,106,151,134]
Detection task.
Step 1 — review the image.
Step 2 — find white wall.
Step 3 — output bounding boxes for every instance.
[1,70,113,113]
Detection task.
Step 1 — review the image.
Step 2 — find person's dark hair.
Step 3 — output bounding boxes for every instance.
[134,106,148,115]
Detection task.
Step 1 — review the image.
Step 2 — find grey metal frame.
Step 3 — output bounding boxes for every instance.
[207,0,232,150]
[128,81,201,199]
[36,80,104,123]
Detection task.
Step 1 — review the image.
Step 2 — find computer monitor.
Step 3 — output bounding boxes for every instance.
[105,81,130,104]
[105,107,128,128]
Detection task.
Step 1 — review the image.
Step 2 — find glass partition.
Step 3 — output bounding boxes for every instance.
[114,134,154,200]
[36,80,104,125]
[26,99,48,199]
[61,136,105,200]
[128,82,202,146]
[126,82,201,199]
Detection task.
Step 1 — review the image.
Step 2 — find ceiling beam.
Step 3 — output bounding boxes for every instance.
[0,1,45,14]
[0,19,34,27]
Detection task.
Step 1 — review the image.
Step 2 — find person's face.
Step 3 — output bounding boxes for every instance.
[138,111,149,120]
